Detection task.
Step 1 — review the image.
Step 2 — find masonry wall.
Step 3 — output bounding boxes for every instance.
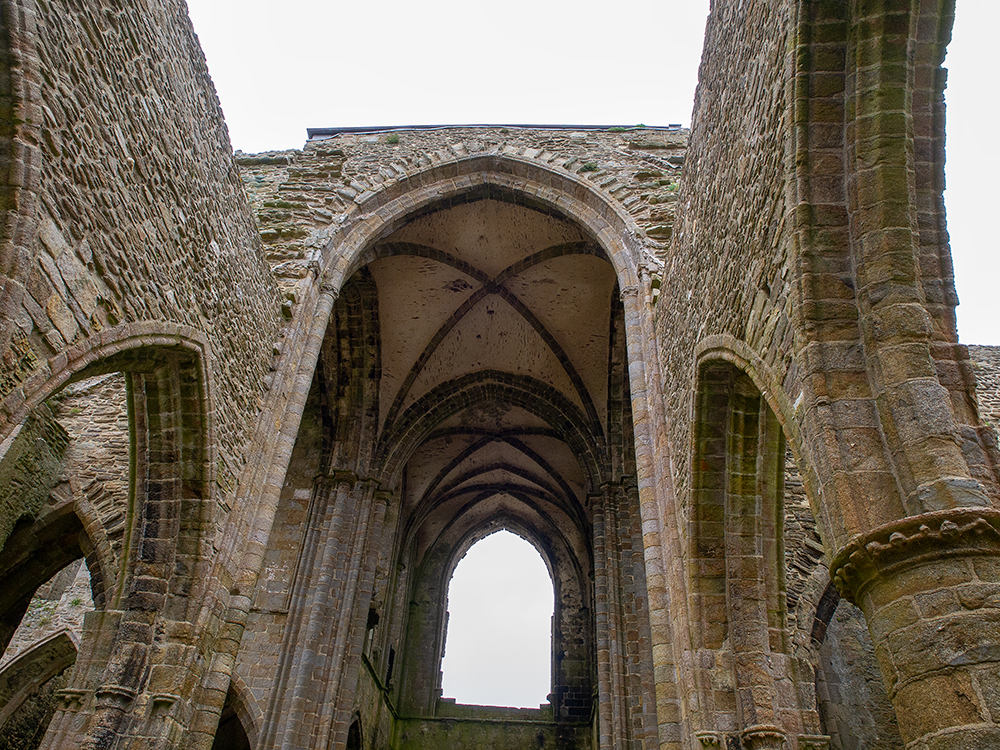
[654,0,794,522]
[238,125,687,288]
[0,0,284,508]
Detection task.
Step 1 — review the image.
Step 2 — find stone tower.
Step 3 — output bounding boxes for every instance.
[1,1,998,750]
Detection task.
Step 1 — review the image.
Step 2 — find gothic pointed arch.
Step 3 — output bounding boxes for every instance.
[0,324,216,748]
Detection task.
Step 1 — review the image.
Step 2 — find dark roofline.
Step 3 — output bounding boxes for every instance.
[306,124,685,139]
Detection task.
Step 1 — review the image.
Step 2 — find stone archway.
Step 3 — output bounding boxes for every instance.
[251,167,669,750]
[0,325,217,750]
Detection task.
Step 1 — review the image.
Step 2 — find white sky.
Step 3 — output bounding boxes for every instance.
[186,0,995,345]
[440,531,553,707]
[182,0,998,707]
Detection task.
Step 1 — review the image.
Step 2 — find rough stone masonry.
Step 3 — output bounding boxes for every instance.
[1,1,998,750]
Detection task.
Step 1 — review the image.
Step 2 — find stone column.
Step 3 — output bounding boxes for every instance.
[39,610,123,750]
[260,472,380,750]
[325,487,389,750]
[593,486,628,750]
[831,508,1000,749]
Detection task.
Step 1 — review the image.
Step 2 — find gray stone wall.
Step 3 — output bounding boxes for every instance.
[0,561,91,671]
[0,400,67,548]
[654,0,794,523]
[1,0,284,505]
[238,125,688,293]
[971,345,1000,434]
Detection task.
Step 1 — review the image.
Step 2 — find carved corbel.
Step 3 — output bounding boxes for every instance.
[830,508,1000,604]
[56,688,87,711]
[798,735,831,750]
[740,724,786,750]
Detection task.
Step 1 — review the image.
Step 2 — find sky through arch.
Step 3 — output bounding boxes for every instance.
[440,530,554,709]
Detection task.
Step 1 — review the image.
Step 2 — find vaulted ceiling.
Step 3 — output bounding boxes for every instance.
[351,198,623,564]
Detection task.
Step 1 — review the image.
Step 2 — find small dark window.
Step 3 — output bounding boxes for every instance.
[386,646,395,684]
[346,719,362,750]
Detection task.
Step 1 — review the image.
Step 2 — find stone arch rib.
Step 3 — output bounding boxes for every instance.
[0,324,215,748]
[330,157,645,296]
[372,238,608,441]
[374,370,606,491]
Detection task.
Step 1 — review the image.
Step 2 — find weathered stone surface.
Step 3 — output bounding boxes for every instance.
[0,1,998,750]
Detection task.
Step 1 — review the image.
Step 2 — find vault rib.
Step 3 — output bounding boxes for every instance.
[377,240,607,439]
[418,487,585,572]
[494,286,604,440]
[433,462,569,509]
[368,242,490,284]
[416,434,581,514]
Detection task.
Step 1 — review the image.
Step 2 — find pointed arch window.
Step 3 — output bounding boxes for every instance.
[440,530,554,708]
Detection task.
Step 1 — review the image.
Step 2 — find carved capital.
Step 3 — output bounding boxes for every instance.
[740,725,786,750]
[798,736,831,750]
[695,730,722,747]
[831,508,1000,605]
[94,683,137,705]
[316,470,359,490]
[619,284,640,301]
[56,688,87,711]
[150,692,180,717]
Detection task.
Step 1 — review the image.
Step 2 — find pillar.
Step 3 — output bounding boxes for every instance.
[831,508,1000,749]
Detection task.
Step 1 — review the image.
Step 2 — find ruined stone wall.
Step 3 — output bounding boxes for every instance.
[0,0,284,505]
[971,345,1000,433]
[0,400,67,549]
[0,561,91,671]
[654,0,794,521]
[238,125,687,297]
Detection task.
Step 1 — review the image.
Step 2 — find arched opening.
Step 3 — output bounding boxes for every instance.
[0,332,214,747]
[0,373,126,748]
[211,706,252,750]
[346,717,362,750]
[440,529,553,708]
[262,176,657,750]
[689,360,824,740]
[0,373,127,659]
[0,559,93,672]
[209,682,257,750]
[810,586,903,749]
[211,690,253,750]
[0,632,78,750]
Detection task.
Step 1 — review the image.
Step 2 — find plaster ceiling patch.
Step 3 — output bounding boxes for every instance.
[503,254,616,426]
[387,199,587,277]
[402,295,583,416]
[432,448,563,502]
[403,433,483,517]
[432,405,553,434]
[513,434,588,496]
[366,255,479,426]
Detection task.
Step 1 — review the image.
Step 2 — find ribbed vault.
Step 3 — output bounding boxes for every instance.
[365,198,618,525]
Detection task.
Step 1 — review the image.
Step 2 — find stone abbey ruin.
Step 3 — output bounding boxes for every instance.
[1,0,999,749]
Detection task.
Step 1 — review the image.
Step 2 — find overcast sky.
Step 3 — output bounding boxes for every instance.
[186,0,996,346]
[182,0,998,707]
[440,531,553,706]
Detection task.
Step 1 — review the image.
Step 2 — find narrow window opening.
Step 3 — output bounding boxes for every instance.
[346,719,362,750]
[211,689,252,750]
[363,607,379,660]
[386,646,395,684]
[440,530,553,708]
